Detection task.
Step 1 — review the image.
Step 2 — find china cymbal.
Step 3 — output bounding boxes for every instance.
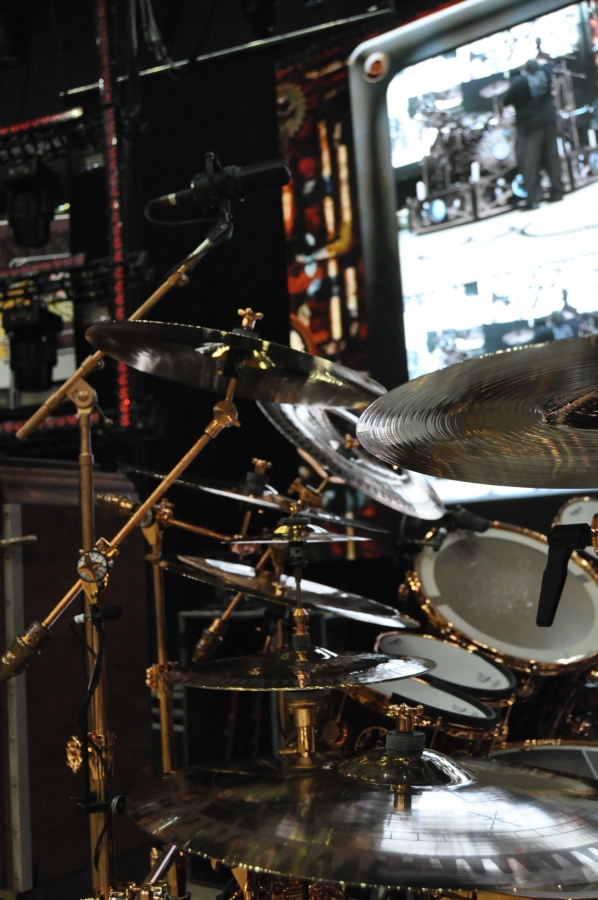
[124,466,389,533]
[85,321,381,408]
[357,336,598,488]
[174,649,433,691]
[128,757,598,891]
[163,556,420,629]
[259,403,444,519]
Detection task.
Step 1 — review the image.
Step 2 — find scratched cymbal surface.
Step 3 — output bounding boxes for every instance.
[357,336,598,488]
[128,758,598,891]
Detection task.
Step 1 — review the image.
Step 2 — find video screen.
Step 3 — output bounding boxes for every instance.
[388,1,598,383]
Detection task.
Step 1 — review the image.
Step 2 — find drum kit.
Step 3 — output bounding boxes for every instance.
[6,213,598,900]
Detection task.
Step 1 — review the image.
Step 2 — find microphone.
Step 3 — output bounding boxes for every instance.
[147,157,291,215]
[72,603,122,625]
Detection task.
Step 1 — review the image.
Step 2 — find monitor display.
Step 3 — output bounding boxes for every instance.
[388,1,598,383]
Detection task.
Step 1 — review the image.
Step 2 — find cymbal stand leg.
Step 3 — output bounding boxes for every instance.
[71,380,115,900]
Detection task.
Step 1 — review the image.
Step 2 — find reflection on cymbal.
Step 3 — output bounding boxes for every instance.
[357,335,598,488]
[128,758,598,891]
[163,556,420,629]
[123,466,389,533]
[175,650,433,691]
[226,521,370,547]
[258,403,445,519]
[86,321,382,408]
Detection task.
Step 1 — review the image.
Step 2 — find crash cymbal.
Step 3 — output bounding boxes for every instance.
[85,321,381,408]
[124,466,389,533]
[259,403,444,519]
[357,335,598,488]
[163,556,420,629]
[128,757,598,891]
[174,649,433,690]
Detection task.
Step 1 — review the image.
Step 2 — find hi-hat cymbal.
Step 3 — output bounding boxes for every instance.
[128,758,598,891]
[163,556,420,629]
[175,650,433,691]
[357,336,598,488]
[124,466,389,533]
[259,403,445,519]
[86,321,381,408]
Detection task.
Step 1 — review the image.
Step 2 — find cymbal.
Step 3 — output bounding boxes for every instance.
[85,321,381,408]
[124,466,389,533]
[175,650,433,690]
[259,403,444,519]
[357,336,598,488]
[479,79,509,98]
[163,555,420,629]
[128,758,598,891]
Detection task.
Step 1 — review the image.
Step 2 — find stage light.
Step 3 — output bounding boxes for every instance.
[3,302,63,392]
[5,159,57,247]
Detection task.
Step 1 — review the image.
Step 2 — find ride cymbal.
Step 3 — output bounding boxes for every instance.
[85,321,381,408]
[163,556,419,629]
[128,757,598,891]
[357,335,598,488]
[175,650,433,691]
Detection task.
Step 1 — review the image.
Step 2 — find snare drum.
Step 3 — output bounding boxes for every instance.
[554,497,598,560]
[408,522,598,676]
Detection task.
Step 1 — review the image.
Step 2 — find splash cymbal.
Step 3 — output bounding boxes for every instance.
[128,757,598,891]
[162,556,419,629]
[357,336,598,488]
[259,403,444,519]
[175,650,433,691]
[123,466,389,533]
[85,321,381,408]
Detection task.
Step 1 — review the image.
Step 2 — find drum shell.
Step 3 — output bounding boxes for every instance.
[490,739,598,784]
[347,677,499,756]
[406,522,598,678]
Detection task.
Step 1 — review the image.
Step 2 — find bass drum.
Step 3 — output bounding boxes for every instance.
[554,496,598,560]
[409,522,598,675]
[476,122,516,173]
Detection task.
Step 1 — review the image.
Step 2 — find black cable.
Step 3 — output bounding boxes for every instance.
[143,204,213,227]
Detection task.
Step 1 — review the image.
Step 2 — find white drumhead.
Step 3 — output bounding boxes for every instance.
[415,525,598,667]
[555,497,598,560]
[377,633,511,695]
[372,677,489,719]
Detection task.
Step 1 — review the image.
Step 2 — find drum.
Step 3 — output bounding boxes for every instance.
[554,496,598,560]
[375,632,516,700]
[349,675,498,755]
[408,522,598,676]
[491,740,598,783]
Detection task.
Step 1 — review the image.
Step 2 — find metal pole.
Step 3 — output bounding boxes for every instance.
[3,503,33,894]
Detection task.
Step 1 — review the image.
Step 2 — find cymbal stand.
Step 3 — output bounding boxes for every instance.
[15,210,232,442]
[0,377,241,679]
[67,378,115,900]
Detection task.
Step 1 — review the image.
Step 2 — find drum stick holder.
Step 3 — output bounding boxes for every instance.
[537,518,598,626]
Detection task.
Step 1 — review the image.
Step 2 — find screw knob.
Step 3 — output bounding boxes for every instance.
[387,703,423,733]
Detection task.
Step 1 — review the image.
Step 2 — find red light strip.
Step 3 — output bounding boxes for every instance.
[0,108,84,137]
[0,411,100,436]
[96,0,130,428]
[0,253,86,280]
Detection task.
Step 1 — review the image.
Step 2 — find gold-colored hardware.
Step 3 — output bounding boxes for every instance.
[88,731,115,781]
[237,308,263,330]
[387,703,423,733]
[344,434,359,450]
[591,512,598,553]
[66,736,83,773]
[251,458,271,475]
[292,607,309,637]
[0,620,50,684]
[146,662,178,696]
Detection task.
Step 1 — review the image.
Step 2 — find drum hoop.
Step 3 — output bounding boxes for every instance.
[385,674,498,728]
[374,629,516,698]
[410,520,598,675]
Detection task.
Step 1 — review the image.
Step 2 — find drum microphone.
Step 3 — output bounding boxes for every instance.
[147,157,291,215]
[72,603,122,625]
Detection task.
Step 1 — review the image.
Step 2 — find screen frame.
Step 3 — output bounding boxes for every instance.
[348,0,576,389]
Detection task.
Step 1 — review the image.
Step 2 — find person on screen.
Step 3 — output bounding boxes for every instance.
[502,58,564,209]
